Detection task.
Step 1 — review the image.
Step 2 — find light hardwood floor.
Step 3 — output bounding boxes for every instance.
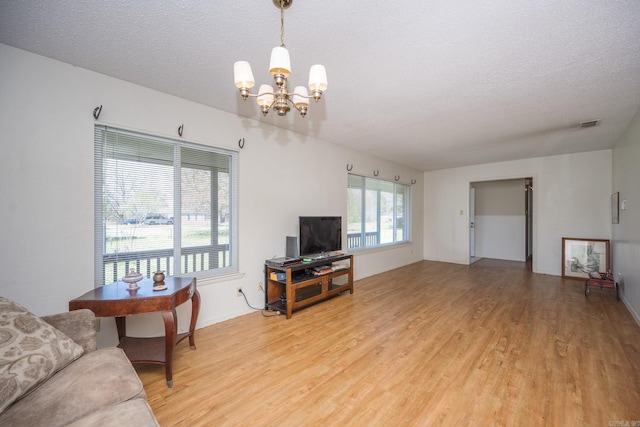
[136,259,640,426]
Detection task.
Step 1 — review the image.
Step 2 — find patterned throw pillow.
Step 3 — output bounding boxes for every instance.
[0,297,84,413]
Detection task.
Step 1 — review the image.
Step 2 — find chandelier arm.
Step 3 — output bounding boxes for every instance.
[287,93,320,100]
[241,92,276,98]
[241,90,322,100]
[284,97,308,117]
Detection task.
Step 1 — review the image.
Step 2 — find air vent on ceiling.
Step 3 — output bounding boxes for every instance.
[579,120,600,128]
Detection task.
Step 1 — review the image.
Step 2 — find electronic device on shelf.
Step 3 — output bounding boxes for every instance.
[265,257,300,267]
[299,216,342,259]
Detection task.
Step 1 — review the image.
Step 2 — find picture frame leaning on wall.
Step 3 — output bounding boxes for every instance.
[561,237,610,280]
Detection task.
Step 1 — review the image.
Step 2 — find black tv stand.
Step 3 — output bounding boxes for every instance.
[264,254,353,319]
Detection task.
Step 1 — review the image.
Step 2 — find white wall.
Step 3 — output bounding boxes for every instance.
[474,215,525,261]
[0,44,424,346]
[612,107,640,324]
[472,179,526,261]
[424,150,612,275]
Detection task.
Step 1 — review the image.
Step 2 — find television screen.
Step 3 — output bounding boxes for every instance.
[299,216,342,256]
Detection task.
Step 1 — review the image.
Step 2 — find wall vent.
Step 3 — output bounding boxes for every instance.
[579,120,600,128]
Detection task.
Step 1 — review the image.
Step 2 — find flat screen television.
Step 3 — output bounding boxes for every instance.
[299,216,342,257]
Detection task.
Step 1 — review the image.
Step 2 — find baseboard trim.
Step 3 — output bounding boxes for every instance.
[621,293,640,327]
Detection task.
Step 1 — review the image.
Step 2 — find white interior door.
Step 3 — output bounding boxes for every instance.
[470,187,476,258]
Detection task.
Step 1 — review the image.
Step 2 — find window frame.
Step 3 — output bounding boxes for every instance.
[347,173,411,250]
[94,125,238,287]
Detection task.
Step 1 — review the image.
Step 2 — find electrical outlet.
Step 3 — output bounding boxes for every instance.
[236,287,243,297]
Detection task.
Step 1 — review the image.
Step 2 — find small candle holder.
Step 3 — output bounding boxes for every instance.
[153,271,165,283]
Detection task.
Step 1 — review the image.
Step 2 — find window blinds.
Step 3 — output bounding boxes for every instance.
[94,125,238,286]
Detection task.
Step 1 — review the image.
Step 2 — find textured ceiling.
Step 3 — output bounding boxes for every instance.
[1,0,639,171]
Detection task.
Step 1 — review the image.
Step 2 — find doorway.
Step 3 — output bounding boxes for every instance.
[525,178,533,270]
[469,187,480,264]
[469,178,533,268]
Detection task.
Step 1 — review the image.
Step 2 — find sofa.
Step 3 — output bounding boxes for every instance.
[0,297,159,426]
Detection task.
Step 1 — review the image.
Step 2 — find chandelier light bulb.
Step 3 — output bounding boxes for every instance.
[292,86,309,106]
[256,84,275,116]
[257,84,275,106]
[308,64,328,98]
[234,61,255,89]
[292,86,310,117]
[269,47,291,78]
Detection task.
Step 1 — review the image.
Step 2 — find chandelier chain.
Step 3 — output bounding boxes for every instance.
[280,1,285,48]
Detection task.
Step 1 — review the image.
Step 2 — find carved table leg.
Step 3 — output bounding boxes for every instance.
[188,290,201,349]
[115,316,126,341]
[162,309,177,388]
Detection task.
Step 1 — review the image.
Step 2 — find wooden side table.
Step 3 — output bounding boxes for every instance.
[69,276,200,387]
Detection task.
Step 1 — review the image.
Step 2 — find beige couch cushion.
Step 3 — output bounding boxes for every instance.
[0,347,149,426]
[0,297,84,412]
[66,398,160,427]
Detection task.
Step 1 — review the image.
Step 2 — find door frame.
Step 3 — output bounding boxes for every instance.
[468,175,536,271]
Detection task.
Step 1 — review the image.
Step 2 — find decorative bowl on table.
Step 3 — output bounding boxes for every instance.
[122,269,143,290]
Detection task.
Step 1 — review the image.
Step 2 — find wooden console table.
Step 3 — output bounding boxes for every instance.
[69,276,199,387]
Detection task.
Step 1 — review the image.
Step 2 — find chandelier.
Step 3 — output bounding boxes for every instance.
[233,0,328,118]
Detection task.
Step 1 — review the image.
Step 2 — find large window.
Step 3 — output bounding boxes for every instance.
[347,174,410,249]
[94,126,238,286]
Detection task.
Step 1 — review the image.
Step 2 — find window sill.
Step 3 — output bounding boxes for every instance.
[348,241,413,257]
